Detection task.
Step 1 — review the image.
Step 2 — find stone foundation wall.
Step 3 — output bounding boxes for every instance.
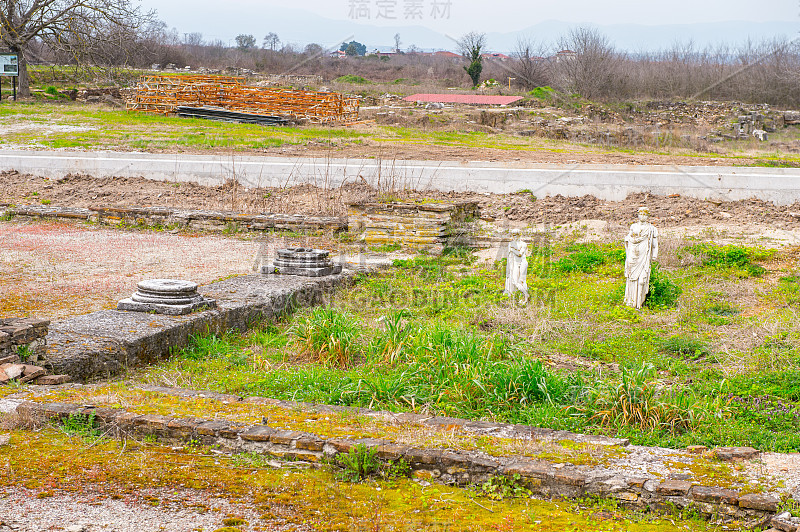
[346,201,479,247]
[42,272,353,382]
[16,399,786,525]
[0,318,49,363]
[1,204,346,234]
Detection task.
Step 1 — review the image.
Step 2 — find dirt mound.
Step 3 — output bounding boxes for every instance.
[3,170,800,229]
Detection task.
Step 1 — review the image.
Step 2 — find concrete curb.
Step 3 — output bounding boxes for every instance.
[3,150,800,204]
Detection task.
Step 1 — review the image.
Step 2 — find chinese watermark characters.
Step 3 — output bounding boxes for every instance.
[348,0,451,20]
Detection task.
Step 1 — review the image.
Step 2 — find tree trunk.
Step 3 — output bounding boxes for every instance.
[14,48,30,98]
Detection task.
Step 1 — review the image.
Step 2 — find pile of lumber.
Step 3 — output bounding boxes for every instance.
[126,74,359,124]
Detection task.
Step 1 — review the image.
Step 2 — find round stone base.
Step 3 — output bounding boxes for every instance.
[262,248,343,277]
[117,298,216,315]
[117,279,216,315]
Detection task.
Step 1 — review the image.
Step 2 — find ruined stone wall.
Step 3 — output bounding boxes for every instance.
[16,397,788,525]
[0,318,49,363]
[347,201,479,247]
[1,204,346,234]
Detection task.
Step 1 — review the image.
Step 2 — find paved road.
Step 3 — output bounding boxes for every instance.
[1,149,799,204]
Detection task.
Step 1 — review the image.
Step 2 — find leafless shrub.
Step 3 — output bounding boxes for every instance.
[511,38,551,89]
[553,27,621,100]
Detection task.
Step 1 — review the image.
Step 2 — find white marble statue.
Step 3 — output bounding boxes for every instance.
[503,230,530,304]
[624,207,659,309]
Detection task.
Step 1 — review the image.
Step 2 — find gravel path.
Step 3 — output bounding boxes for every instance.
[0,220,275,320]
[1,487,270,532]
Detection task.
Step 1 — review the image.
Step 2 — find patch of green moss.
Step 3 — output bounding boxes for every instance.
[0,428,719,531]
[32,384,627,466]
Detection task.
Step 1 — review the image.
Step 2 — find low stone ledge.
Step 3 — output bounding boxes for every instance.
[772,514,800,532]
[0,318,49,365]
[714,446,761,461]
[44,272,354,382]
[7,204,346,234]
[240,425,276,442]
[15,398,781,522]
[501,461,553,480]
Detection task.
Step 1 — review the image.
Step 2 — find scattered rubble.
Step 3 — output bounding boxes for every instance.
[0,318,69,385]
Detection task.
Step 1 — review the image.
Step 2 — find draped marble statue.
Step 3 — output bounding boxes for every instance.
[504,230,530,304]
[624,207,659,309]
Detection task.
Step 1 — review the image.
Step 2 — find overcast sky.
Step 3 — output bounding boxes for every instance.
[140,0,798,46]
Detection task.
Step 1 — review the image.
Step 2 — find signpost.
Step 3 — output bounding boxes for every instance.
[0,54,19,101]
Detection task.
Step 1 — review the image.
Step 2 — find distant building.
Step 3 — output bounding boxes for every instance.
[433,51,461,59]
[481,52,511,61]
[554,49,577,63]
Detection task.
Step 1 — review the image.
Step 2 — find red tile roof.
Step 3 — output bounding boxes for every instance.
[404,94,524,105]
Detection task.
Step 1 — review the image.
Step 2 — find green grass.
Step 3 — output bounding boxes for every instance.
[2,99,800,166]
[0,101,366,152]
[683,243,773,278]
[335,75,370,84]
[129,236,800,452]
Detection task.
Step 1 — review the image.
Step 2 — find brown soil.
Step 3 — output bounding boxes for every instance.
[284,141,773,167]
[114,132,792,168]
[3,170,800,230]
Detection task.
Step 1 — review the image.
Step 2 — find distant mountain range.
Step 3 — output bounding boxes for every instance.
[170,6,798,53]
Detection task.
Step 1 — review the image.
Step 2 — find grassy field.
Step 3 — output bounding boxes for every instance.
[1,98,800,167]
[121,234,800,453]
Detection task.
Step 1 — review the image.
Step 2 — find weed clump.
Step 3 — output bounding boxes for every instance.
[477,474,532,500]
[528,86,556,100]
[59,412,101,440]
[556,243,624,274]
[291,306,361,367]
[182,334,248,367]
[576,364,723,435]
[333,444,409,482]
[644,263,681,309]
[335,75,370,84]
[686,243,772,277]
[660,336,709,360]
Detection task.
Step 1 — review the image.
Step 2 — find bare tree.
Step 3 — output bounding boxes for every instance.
[263,32,280,51]
[458,31,486,87]
[0,0,155,96]
[394,33,401,53]
[185,32,204,47]
[554,27,619,99]
[512,37,551,89]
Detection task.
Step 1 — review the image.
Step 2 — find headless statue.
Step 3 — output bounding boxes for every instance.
[503,230,530,304]
[624,207,659,309]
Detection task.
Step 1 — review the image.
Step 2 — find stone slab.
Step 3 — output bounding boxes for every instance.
[19,365,46,383]
[0,354,20,365]
[0,364,24,380]
[714,447,760,461]
[739,493,780,512]
[692,486,739,504]
[262,263,343,277]
[43,330,126,381]
[117,297,217,315]
[44,272,353,382]
[33,374,72,385]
